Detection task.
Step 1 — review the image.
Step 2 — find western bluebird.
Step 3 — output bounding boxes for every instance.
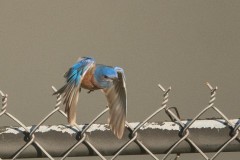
[54,57,127,139]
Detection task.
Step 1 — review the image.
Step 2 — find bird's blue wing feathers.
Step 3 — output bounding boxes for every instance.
[54,56,95,95]
[54,57,95,125]
[64,57,95,85]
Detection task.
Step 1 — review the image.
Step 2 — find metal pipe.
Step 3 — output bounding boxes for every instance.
[0,119,239,159]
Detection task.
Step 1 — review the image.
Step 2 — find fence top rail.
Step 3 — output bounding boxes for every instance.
[1,119,239,135]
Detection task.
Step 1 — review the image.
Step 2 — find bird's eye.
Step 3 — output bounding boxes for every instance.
[104,75,109,79]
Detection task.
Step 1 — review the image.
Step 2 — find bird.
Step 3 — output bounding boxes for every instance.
[54,57,127,139]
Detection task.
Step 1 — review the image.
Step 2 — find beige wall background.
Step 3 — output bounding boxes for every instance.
[0,1,240,159]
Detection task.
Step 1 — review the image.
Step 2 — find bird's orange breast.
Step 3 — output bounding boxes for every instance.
[81,68,99,90]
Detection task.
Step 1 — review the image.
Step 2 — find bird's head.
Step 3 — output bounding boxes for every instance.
[102,69,118,81]
[94,65,118,88]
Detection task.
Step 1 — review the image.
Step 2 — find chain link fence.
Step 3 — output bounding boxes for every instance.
[0,83,239,160]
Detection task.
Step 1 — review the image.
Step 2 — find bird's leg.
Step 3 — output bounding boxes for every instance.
[87,90,94,94]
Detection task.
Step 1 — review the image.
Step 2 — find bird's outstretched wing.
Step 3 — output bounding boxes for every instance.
[54,57,95,125]
[103,67,127,139]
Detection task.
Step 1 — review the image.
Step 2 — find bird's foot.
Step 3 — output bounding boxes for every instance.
[88,90,94,94]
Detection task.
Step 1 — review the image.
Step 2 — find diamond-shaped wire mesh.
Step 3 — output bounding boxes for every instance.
[0,83,239,160]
